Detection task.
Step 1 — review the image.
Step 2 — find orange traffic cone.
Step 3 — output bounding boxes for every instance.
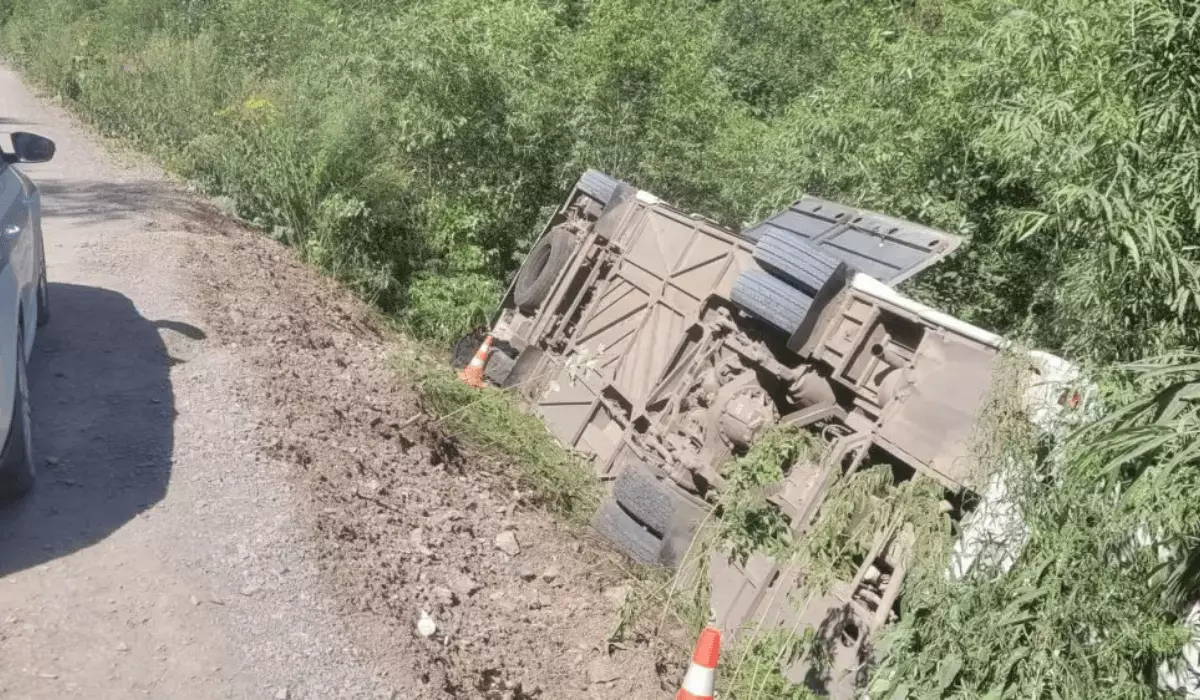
[458,335,493,388]
[676,627,720,700]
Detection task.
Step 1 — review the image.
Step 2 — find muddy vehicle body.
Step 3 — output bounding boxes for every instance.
[477,172,1084,693]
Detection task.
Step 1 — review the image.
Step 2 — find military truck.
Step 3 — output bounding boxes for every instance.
[458,171,1086,695]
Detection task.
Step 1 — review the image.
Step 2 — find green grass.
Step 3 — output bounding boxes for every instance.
[397,350,600,523]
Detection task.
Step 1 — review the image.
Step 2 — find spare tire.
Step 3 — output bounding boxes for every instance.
[577,170,623,208]
[514,227,574,312]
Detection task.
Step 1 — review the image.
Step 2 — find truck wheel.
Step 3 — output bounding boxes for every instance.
[613,462,691,536]
[592,499,663,565]
[753,228,849,296]
[577,170,622,208]
[731,269,814,335]
[597,462,708,567]
[0,327,35,502]
[513,227,574,313]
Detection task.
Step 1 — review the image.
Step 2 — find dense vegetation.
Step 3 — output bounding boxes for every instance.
[3,0,1199,360]
[6,0,1200,696]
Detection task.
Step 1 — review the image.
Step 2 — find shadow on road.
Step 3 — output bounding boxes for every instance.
[0,282,203,577]
[37,179,199,227]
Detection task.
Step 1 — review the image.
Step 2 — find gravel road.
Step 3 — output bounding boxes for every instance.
[0,67,674,699]
[0,66,397,699]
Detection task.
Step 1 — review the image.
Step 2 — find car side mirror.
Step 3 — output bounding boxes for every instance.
[4,132,55,164]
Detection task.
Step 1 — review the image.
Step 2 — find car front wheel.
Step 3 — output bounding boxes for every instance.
[0,326,35,502]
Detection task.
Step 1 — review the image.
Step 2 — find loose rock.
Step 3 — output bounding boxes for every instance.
[603,584,632,607]
[494,531,520,556]
[431,586,456,606]
[587,658,621,685]
[452,576,481,598]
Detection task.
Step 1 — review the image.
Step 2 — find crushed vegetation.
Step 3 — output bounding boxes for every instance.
[609,356,1051,698]
[719,631,822,700]
[717,427,822,565]
[397,350,601,523]
[868,356,1200,698]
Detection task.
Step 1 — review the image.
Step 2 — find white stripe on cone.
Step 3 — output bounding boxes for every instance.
[680,664,715,696]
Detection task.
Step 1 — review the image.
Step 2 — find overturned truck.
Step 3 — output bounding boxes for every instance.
[467,172,1084,694]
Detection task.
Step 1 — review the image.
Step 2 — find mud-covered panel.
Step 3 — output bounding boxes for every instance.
[803,292,877,370]
[573,275,651,381]
[536,366,598,447]
[744,196,962,285]
[875,333,996,486]
[671,227,744,302]
[710,552,781,635]
[594,194,641,248]
[624,205,694,278]
[716,247,758,299]
[614,302,687,406]
[577,403,625,467]
[573,203,747,411]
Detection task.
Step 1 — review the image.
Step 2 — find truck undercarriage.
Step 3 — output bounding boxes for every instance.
[468,171,1084,695]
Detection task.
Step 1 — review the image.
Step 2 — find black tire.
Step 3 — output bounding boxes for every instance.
[577,170,622,207]
[612,462,686,536]
[36,233,50,327]
[753,228,848,296]
[0,327,35,502]
[592,499,663,565]
[731,269,815,335]
[513,227,574,313]
[482,349,516,386]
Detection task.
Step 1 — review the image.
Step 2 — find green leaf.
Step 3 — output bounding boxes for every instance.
[936,653,963,691]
